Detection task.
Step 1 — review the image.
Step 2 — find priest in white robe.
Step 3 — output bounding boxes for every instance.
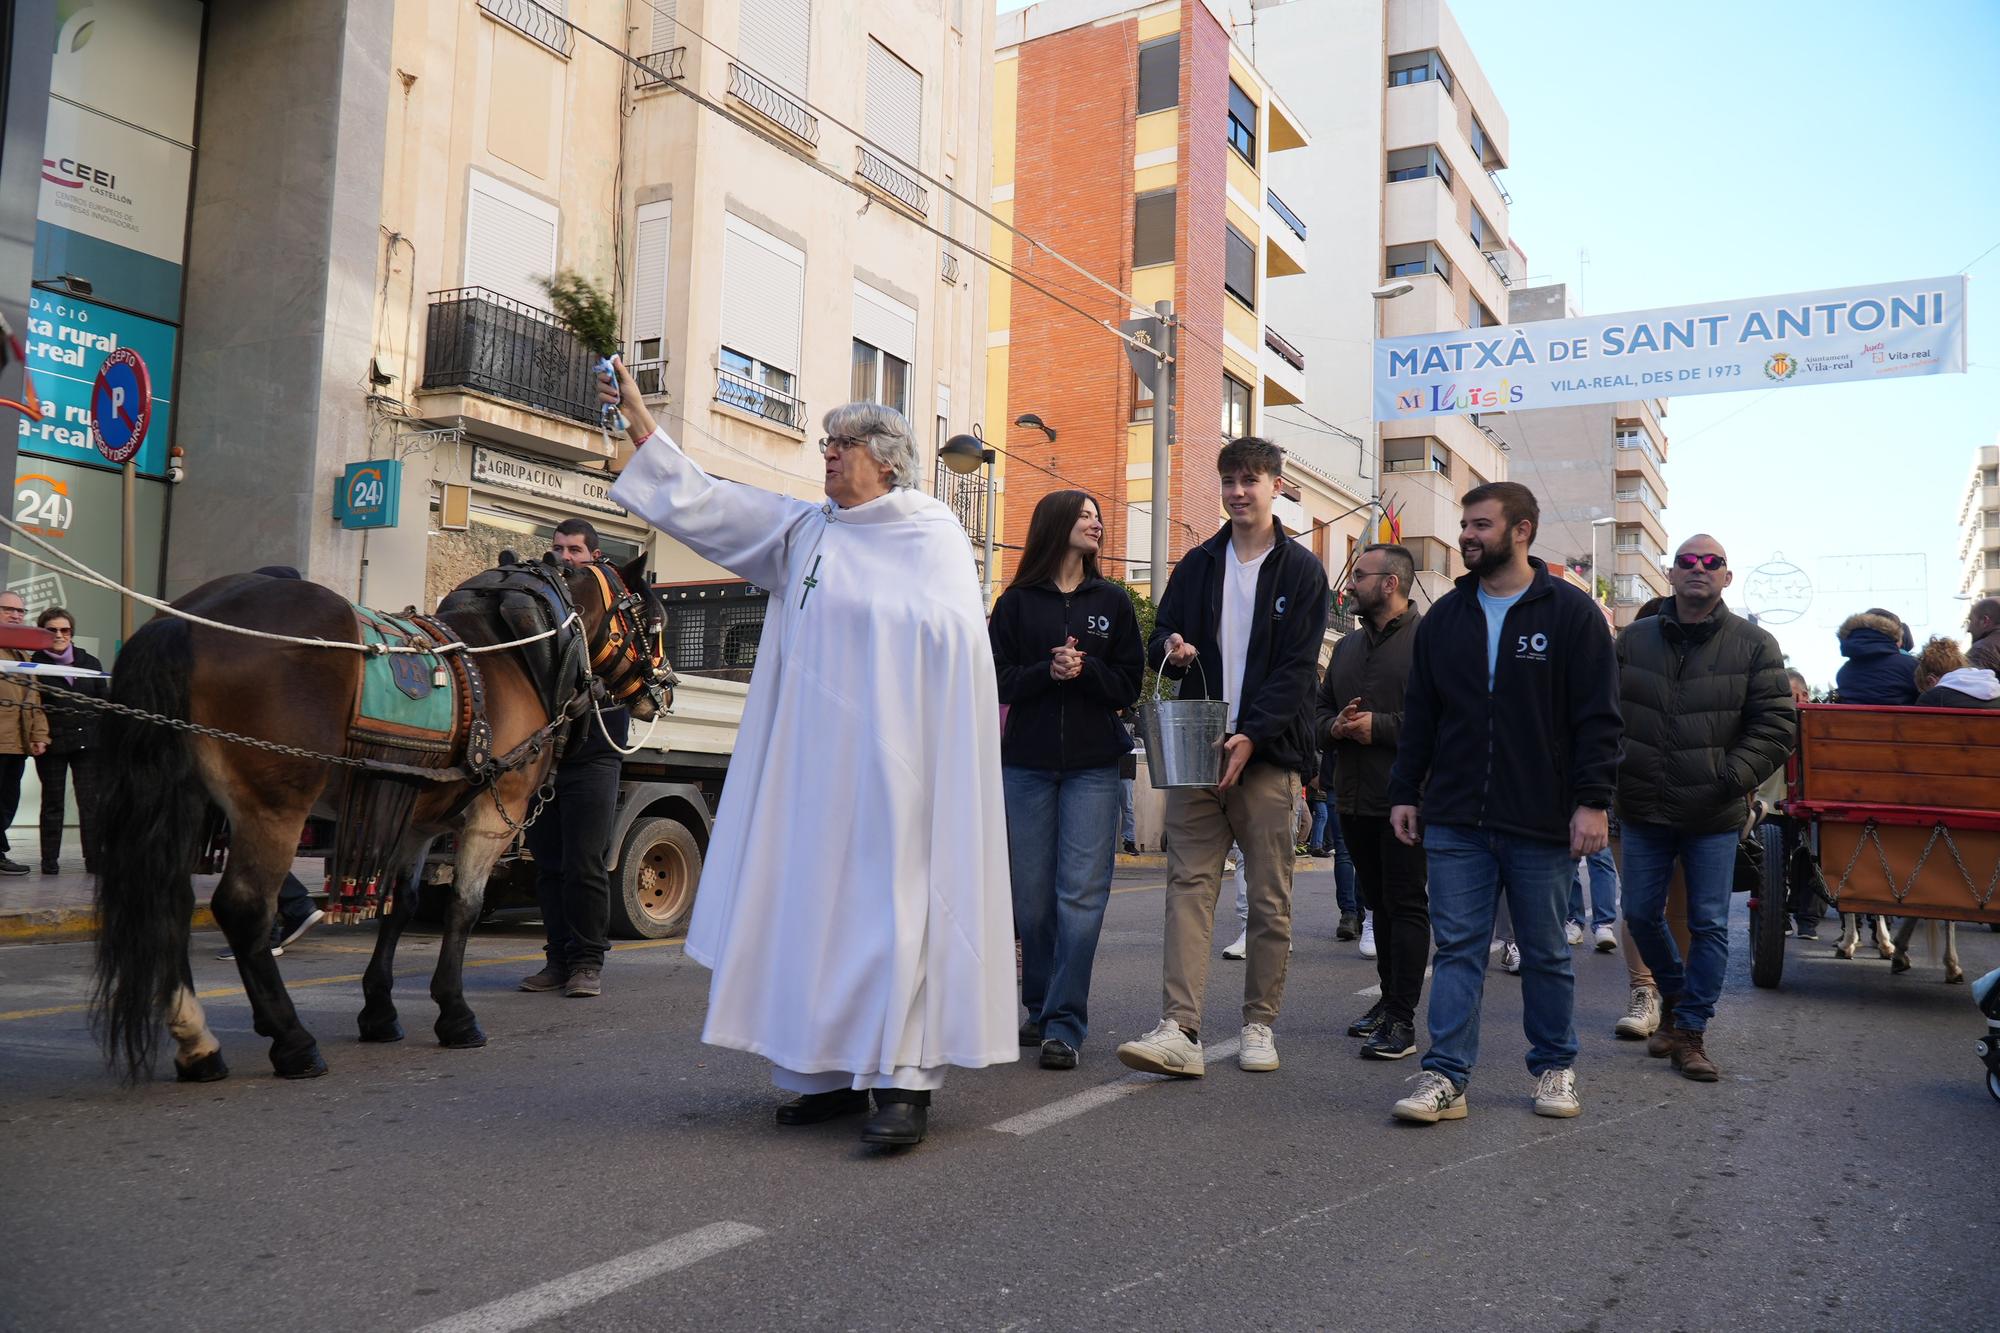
[600,360,1017,1147]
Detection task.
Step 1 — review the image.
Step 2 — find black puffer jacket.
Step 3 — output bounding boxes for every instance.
[1615,600,1795,835]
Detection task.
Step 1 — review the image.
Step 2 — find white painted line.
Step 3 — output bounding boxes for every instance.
[990,1038,1242,1136]
[1356,966,1434,998]
[415,1222,764,1333]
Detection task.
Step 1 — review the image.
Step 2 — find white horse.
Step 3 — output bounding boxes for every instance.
[1833,910,1896,961]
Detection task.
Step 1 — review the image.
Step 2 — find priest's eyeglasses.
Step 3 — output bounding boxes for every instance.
[1673,553,1727,571]
[818,435,869,458]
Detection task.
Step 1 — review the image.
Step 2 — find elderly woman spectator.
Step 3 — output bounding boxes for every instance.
[599,360,1015,1148]
[1914,636,2000,709]
[28,608,105,874]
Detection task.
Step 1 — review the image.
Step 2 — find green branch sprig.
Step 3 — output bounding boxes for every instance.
[541,271,622,360]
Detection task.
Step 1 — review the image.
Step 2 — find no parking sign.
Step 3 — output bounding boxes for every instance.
[89,347,152,466]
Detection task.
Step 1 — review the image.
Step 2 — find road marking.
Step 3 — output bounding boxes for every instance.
[414,1222,764,1333]
[0,937,686,1024]
[1356,967,1434,999]
[989,1038,1241,1136]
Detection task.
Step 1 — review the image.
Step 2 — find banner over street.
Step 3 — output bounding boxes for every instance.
[1373,276,1968,419]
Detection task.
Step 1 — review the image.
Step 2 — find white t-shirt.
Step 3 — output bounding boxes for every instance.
[1219,543,1272,731]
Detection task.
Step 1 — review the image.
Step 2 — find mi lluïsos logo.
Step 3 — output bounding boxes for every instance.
[1763,351,1798,381]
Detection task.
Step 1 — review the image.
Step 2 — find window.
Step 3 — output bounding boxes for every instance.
[1616,477,1663,516]
[1470,298,1498,328]
[1137,36,1179,114]
[1615,574,1648,603]
[852,340,910,415]
[852,279,917,416]
[1226,80,1257,164]
[1224,223,1256,309]
[1616,426,1664,470]
[719,214,804,425]
[1470,113,1496,167]
[1985,466,1998,486]
[463,169,558,307]
[1134,189,1175,268]
[1431,441,1451,475]
[646,0,678,55]
[1132,370,1153,423]
[1222,374,1252,440]
[1986,509,2000,529]
[1385,243,1451,283]
[1386,146,1451,185]
[1383,438,1447,474]
[1407,535,1452,575]
[719,346,797,423]
[1987,550,2000,570]
[864,38,922,166]
[627,200,671,366]
[1470,205,1497,252]
[1388,50,1453,93]
[739,0,811,97]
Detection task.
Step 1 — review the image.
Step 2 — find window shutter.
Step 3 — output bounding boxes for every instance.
[1134,189,1175,267]
[1137,37,1179,114]
[739,0,811,97]
[464,170,558,308]
[865,39,922,166]
[720,215,804,374]
[1225,223,1255,309]
[649,0,678,51]
[853,280,917,364]
[629,201,671,349]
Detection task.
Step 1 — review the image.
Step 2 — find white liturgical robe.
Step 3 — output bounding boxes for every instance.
[609,430,1018,1078]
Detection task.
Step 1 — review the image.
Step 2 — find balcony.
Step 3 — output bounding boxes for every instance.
[479,0,572,57]
[728,62,818,147]
[940,249,960,285]
[1266,189,1307,242]
[627,358,668,398]
[1262,325,1306,407]
[635,46,686,87]
[933,457,991,548]
[714,362,804,431]
[856,145,928,216]
[421,287,600,428]
[1264,189,1307,278]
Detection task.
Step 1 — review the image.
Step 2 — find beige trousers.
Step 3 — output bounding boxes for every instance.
[1161,763,1300,1030]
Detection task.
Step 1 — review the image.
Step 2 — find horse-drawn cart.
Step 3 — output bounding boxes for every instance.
[1750,703,2000,1000]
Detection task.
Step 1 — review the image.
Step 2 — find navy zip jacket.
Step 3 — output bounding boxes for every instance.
[1148,519,1330,778]
[1387,558,1622,843]
[990,575,1144,770]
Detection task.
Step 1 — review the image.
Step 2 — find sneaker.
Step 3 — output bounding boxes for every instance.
[218,924,287,962]
[518,962,570,992]
[217,941,283,961]
[1593,925,1617,952]
[0,857,29,876]
[1335,912,1360,941]
[1358,913,1377,959]
[1224,858,1238,872]
[1361,1019,1417,1060]
[1534,1067,1581,1118]
[1222,930,1248,961]
[1117,1018,1205,1078]
[1392,1070,1468,1123]
[1670,1028,1720,1082]
[1039,1038,1079,1071]
[275,908,326,951]
[1614,986,1661,1039]
[1123,839,1139,855]
[1346,999,1388,1038]
[1797,921,1820,941]
[1239,1022,1280,1072]
[1565,919,1586,947]
[563,966,603,998]
[1501,941,1522,974]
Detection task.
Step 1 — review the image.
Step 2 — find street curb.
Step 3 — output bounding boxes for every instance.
[0,905,217,944]
[1115,852,1167,869]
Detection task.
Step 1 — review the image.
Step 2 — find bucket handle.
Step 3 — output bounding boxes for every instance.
[1151,641,1211,703]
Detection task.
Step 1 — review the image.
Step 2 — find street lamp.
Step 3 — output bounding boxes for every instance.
[941,425,998,602]
[1590,516,1616,604]
[1371,279,1414,300]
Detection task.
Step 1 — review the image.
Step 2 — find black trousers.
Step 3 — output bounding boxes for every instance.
[35,749,100,870]
[522,755,621,970]
[0,755,22,860]
[1341,812,1433,1024]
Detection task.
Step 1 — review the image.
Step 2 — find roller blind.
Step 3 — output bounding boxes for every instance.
[739,0,811,97]
[464,169,558,308]
[648,0,677,51]
[720,214,804,374]
[629,201,671,349]
[865,39,922,166]
[853,280,917,364]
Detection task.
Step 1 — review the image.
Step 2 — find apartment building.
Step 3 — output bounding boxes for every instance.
[1958,442,2000,600]
[1248,0,1519,599]
[1481,283,1673,627]
[987,0,1314,596]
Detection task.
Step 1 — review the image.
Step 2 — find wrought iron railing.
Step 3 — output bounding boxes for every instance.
[422,287,599,427]
[1263,326,1305,372]
[478,0,573,57]
[934,458,990,547]
[636,46,686,86]
[714,363,805,430]
[1487,167,1512,205]
[1265,188,1307,242]
[940,249,960,285]
[1484,248,1514,287]
[628,358,668,397]
[857,146,928,215]
[727,62,819,146]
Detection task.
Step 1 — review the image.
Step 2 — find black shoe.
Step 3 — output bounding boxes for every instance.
[0,857,28,876]
[39,861,58,875]
[861,1098,928,1146]
[1796,921,1820,941]
[1040,1038,1078,1070]
[1346,1000,1387,1038]
[1019,1021,1044,1046]
[1336,913,1361,942]
[774,1088,870,1125]
[518,962,569,992]
[563,966,603,998]
[1361,1019,1417,1060]
[1123,840,1138,855]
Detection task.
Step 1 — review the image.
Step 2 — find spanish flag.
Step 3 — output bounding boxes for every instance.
[1376,497,1403,545]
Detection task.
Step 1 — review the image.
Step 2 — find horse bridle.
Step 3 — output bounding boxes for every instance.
[579,557,671,713]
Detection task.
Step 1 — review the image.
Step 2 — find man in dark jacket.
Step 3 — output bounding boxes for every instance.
[1617,534,1793,1082]
[1317,543,1427,1060]
[1386,482,1621,1125]
[1116,437,1328,1081]
[1834,609,1918,704]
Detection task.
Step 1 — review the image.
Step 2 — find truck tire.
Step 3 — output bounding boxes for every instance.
[1751,822,1787,989]
[609,815,702,939]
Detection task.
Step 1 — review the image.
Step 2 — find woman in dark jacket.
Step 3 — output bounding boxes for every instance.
[29,607,105,874]
[989,491,1143,1071]
[1834,609,1919,704]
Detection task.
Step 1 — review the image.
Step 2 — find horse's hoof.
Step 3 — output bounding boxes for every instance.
[358,1017,405,1043]
[273,1046,330,1080]
[436,1019,487,1050]
[1946,970,1966,985]
[174,1049,230,1083]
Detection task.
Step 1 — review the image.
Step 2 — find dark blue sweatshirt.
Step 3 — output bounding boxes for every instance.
[1387,558,1622,844]
[990,575,1145,770]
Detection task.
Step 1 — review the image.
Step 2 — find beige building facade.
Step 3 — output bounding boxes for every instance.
[1958,442,2000,600]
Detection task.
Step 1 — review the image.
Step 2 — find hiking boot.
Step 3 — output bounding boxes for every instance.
[1647,996,1681,1057]
[1117,1018,1205,1078]
[1347,1000,1388,1038]
[1239,1022,1279,1072]
[1615,986,1661,1039]
[1534,1067,1582,1118]
[519,962,570,992]
[563,967,603,998]
[1392,1070,1467,1123]
[1361,1019,1417,1061]
[1336,912,1361,941]
[1671,1028,1720,1082]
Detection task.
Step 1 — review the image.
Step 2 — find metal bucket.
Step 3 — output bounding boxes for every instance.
[1136,651,1228,789]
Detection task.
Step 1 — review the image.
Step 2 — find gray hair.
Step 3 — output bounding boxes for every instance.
[822,401,919,489]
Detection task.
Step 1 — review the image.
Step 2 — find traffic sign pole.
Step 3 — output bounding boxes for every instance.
[121,460,136,642]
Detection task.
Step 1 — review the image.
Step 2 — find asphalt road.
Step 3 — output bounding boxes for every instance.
[2,866,1994,1333]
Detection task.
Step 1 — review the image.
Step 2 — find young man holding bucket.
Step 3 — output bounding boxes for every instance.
[1118,438,1328,1077]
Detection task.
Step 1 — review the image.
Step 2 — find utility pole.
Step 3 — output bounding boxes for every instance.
[1147,301,1175,590]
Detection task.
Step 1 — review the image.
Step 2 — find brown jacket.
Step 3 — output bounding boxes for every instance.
[0,651,50,754]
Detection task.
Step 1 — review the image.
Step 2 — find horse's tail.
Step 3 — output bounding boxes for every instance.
[91,615,207,1082]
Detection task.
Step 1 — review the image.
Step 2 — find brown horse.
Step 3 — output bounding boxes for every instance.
[91,556,667,1082]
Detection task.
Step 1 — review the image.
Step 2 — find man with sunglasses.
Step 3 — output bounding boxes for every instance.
[1614,535,1793,1082]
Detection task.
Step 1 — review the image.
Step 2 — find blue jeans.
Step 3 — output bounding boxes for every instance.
[1003,764,1122,1047]
[1619,821,1739,1032]
[1421,824,1578,1086]
[1120,778,1136,844]
[1328,810,1359,918]
[1568,845,1619,930]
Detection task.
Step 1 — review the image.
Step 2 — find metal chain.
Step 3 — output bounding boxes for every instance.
[4,681,386,770]
[489,779,558,835]
[1933,822,2000,910]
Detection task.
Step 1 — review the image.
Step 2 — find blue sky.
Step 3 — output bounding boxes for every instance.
[996,0,2000,685]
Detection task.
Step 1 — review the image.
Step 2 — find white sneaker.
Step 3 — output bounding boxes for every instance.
[1222,930,1248,960]
[1392,1070,1468,1123]
[1534,1067,1581,1118]
[1614,986,1661,1039]
[1117,1018,1205,1078]
[1358,913,1377,959]
[1239,1022,1279,1072]
[1593,924,1617,953]
[277,908,326,950]
[1224,859,1238,872]
[1501,941,1522,974]
[1565,919,1585,947]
